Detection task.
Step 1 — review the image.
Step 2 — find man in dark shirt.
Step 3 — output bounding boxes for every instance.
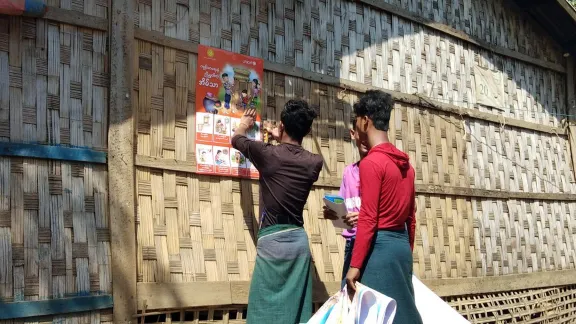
[231,101,323,324]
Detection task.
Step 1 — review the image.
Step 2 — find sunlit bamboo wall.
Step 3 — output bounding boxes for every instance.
[0,0,112,322]
[132,0,576,291]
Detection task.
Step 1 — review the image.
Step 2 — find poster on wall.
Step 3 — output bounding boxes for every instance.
[195,45,264,179]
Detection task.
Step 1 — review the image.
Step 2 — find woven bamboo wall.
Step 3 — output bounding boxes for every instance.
[136,285,576,323]
[133,0,576,285]
[0,5,111,322]
[45,0,109,19]
[368,0,565,65]
[136,0,567,128]
[0,310,113,324]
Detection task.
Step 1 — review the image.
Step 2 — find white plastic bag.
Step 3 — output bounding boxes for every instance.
[306,287,351,324]
[307,283,396,324]
[348,283,397,324]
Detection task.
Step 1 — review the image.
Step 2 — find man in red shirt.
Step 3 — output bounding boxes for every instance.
[345,90,422,324]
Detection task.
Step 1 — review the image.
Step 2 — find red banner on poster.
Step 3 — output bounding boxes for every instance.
[195,45,263,179]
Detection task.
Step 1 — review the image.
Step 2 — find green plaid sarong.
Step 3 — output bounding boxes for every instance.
[246,224,312,324]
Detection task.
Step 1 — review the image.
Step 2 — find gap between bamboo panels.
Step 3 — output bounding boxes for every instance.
[135,269,576,311]
[135,155,576,201]
[134,28,568,137]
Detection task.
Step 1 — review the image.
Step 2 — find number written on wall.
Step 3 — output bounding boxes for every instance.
[473,65,504,110]
[479,83,488,96]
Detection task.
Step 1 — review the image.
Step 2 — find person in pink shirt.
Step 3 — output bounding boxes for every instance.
[323,121,368,287]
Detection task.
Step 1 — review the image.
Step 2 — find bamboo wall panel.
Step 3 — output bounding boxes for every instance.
[134,285,576,324]
[446,285,576,323]
[133,40,576,283]
[0,13,111,316]
[0,17,108,149]
[0,309,113,324]
[367,0,565,65]
[135,0,566,128]
[45,0,109,19]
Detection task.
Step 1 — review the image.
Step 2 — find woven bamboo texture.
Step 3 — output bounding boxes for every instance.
[45,0,109,19]
[131,0,576,289]
[136,0,566,127]
[446,285,576,323]
[133,43,576,283]
[0,13,112,322]
[0,310,113,324]
[367,0,565,65]
[134,285,576,324]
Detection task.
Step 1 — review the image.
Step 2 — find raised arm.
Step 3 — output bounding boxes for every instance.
[231,109,269,170]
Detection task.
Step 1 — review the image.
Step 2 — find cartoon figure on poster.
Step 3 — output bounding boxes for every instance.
[214,116,230,135]
[202,92,221,114]
[195,45,264,179]
[220,70,235,113]
[215,148,230,166]
[230,149,247,168]
[196,144,214,173]
[240,90,250,110]
[249,76,261,112]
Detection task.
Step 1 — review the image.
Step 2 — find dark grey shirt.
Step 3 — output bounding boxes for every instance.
[231,134,324,228]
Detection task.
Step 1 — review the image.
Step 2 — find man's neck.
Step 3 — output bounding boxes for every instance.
[279,133,301,146]
[367,130,390,149]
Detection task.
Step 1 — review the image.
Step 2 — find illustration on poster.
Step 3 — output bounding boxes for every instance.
[195,45,263,179]
[215,149,230,166]
[198,64,262,117]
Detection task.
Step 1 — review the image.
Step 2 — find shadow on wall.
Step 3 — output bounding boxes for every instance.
[126,0,573,320]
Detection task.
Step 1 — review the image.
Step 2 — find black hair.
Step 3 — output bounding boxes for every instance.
[242,89,248,94]
[252,79,259,88]
[353,90,394,131]
[222,73,228,78]
[280,99,318,142]
[217,150,222,154]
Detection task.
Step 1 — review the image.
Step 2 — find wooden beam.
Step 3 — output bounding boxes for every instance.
[423,269,576,296]
[135,155,576,201]
[44,6,108,31]
[109,0,136,323]
[0,142,106,163]
[0,295,113,320]
[136,270,576,311]
[134,28,567,136]
[568,57,576,179]
[357,0,565,73]
[556,0,576,23]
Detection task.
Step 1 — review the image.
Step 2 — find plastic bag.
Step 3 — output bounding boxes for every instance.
[307,283,396,324]
[348,283,397,324]
[306,287,351,324]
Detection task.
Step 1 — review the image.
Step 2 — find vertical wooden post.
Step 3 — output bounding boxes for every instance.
[109,0,136,322]
[568,57,576,178]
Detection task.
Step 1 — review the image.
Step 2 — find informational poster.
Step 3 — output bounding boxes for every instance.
[195,45,264,179]
[474,65,505,110]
